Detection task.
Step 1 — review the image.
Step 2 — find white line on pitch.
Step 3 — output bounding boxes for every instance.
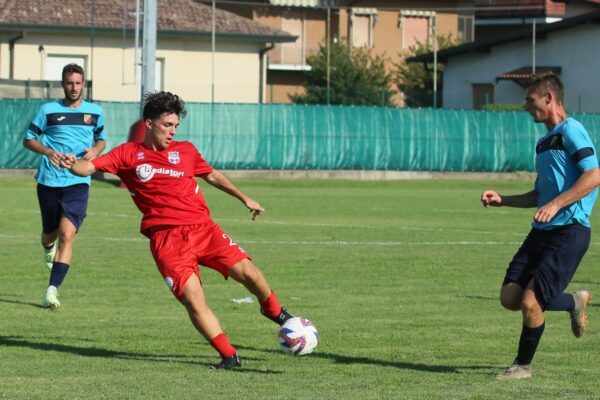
[3,210,527,237]
[213,218,527,237]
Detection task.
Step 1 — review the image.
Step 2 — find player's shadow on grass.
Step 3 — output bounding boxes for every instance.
[235,345,494,374]
[0,335,283,374]
[0,296,46,308]
[0,335,204,364]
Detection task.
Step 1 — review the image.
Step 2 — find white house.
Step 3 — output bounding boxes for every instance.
[0,0,296,103]
[409,11,600,113]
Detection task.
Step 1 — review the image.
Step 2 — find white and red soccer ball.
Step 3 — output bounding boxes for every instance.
[278,317,318,356]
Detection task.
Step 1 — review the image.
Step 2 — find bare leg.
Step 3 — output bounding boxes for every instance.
[515,280,545,367]
[522,280,544,328]
[228,258,294,325]
[54,214,77,265]
[177,274,238,366]
[499,282,524,311]
[178,274,223,341]
[228,258,272,302]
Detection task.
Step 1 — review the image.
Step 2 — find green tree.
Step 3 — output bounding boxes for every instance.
[290,40,396,107]
[396,35,457,108]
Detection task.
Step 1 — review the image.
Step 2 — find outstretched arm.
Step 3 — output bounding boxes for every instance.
[60,154,97,177]
[534,168,600,223]
[201,170,265,220]
[481,189,538,208]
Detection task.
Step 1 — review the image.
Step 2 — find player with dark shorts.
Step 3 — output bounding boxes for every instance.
[482,73,600,380]
[37,184,89,235]
[23,63,106,309]
[61,91,295,369]
[505,223,591,309]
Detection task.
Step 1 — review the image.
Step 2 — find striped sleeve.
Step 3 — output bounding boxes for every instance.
[562,121,598,171]
[93,108,106,141]
[25,106,47,140]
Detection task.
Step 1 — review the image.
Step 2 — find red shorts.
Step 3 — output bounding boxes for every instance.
[149,222,250,299]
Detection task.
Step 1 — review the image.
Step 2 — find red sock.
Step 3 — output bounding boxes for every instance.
[209,333,237,358]
[259,291,282,318]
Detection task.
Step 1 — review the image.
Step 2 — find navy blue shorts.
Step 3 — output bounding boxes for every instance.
[503,223,591,309]
[36,183,89,233]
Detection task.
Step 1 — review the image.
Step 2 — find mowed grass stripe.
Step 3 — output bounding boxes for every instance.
[0,178,598,400]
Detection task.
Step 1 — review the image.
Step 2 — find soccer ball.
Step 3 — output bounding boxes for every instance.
[278,317,318,356]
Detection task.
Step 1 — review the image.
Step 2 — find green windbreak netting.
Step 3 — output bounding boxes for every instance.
[3,99,600,172]
[0,99,46,169]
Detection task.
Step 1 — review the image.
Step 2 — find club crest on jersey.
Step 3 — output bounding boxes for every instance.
[83,114,93,124]
[137,152,145,160]
[168,151,180,164]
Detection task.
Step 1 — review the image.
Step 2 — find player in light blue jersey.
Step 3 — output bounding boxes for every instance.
[23,64,106,310]
[481,73,600,380]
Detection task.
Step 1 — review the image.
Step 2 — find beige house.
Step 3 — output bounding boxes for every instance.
[216,0,474,104]
[0,0,295,102]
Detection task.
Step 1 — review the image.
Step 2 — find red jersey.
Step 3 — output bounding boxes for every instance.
[92,141,214,237]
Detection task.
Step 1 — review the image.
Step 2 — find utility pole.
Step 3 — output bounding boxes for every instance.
[134,0,141,85]
[211,0,216,103]
[326,7,331,105]
[141,0,157,105]
[433,14,438,108]
[532,18,536,74]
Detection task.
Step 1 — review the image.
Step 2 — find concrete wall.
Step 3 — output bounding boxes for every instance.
[443,23,600,113]
[0,31,262,103]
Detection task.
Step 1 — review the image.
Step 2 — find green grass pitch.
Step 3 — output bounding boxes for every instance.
[0,177,599,399]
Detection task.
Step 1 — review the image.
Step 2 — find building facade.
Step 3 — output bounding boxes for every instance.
[410,11,600,113]
[213,0,475,104]
[0,0,295,102]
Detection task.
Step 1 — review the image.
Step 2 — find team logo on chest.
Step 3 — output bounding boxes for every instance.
[135,163,184,182]
[83,114,93,125]
[168,151,180,164]
[136,164,155,182]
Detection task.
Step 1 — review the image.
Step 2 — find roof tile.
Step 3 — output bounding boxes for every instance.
[0,0,293,39]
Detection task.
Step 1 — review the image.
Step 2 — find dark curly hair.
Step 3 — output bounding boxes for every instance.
[143,91,187,120]
[527,72,564,105]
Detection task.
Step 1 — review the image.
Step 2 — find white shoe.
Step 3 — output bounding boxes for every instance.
[42,288,60,310]
[43,243,57,271]
[495,362,532,380]
[570,290,591,338]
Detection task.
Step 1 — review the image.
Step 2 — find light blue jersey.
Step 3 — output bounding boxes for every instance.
[534,117,598,230]
[26,100,106,187]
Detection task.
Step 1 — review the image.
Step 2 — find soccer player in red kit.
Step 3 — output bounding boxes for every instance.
[61,91,294,369]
